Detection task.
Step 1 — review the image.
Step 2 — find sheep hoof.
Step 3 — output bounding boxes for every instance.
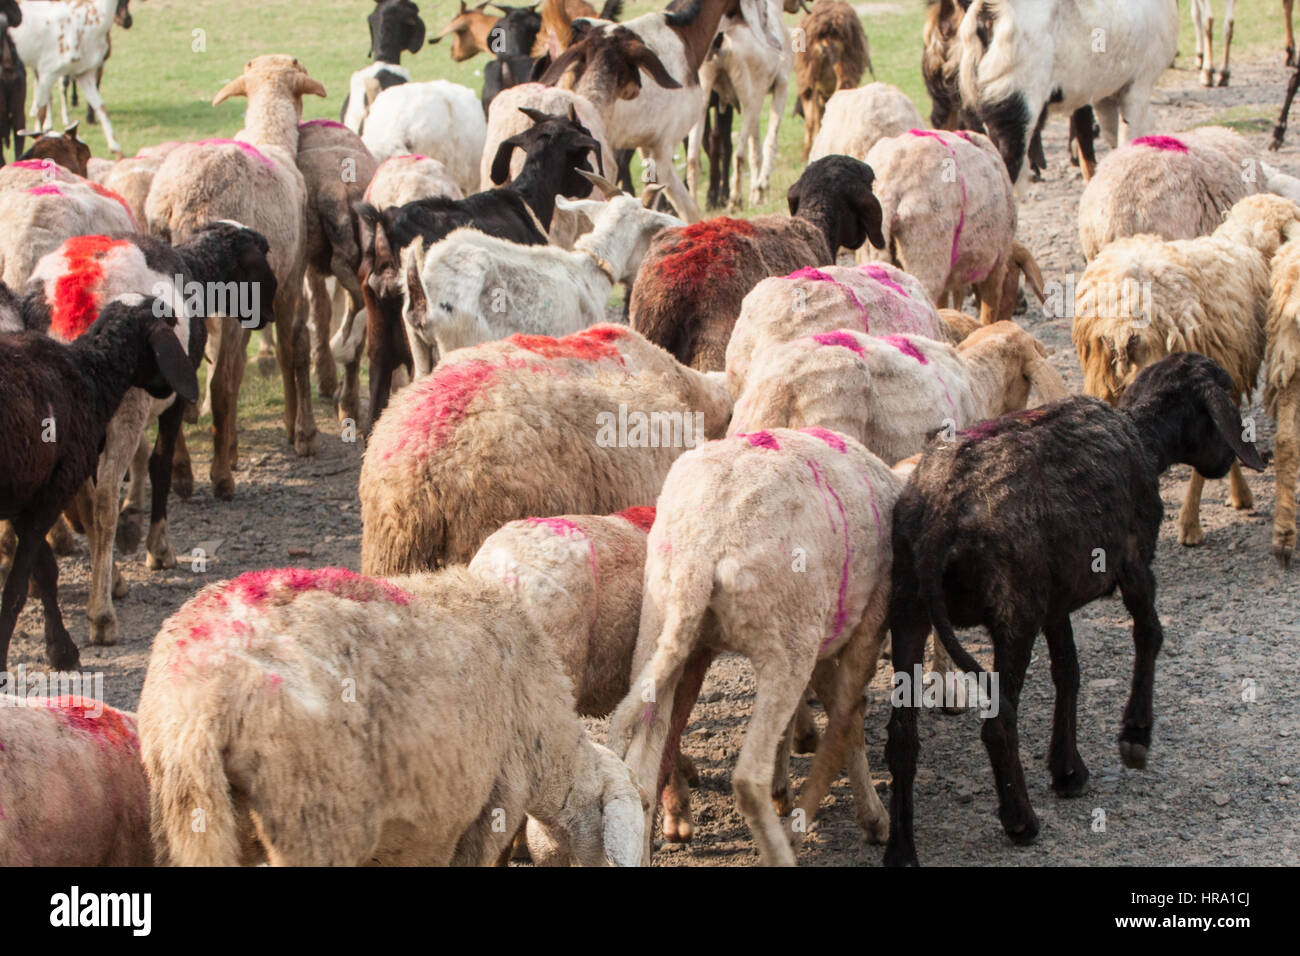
[1273,538,1294,569]
[858,811,890,845]
[146,545,177,571]
[46,637,81,672]
[1217,71,1230,88]
[1051,765,1090,797]
[771,789,793,817]
[662,811,694,843]
[173,461,195,500]
[1178,524,1205,547]
[1119,740,1148,770]
[115,507,145,554]
[793,729,819,755]
[90,615,118,647]
[1003,813,1040,845]
[293,430,318,457]
[212,475,236,501]
[1200,69,1214,87]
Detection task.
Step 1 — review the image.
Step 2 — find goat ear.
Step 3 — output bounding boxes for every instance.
[517,106,552,126]
[593,745,646,868]
[489,136,524,185]
[63,121,79,139]
[1204,383,1266,471]
[855,191,886,250]
[148,324,200,404]
[296,76,328,99]
[1026,353,1068,404]
[786,179,802,216]
[212,75,248,105]
[630,45,682,90]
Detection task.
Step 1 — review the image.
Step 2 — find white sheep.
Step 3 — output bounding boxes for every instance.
[0,696,151,865]
[808,82,923,163]
[724,261,945,401]
[1073,193,1300,547]
[361,79,486,197]
[401,187,680,377]
[136,566,645,866]
[608,428,905,865]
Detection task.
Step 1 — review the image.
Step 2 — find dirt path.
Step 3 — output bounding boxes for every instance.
[7,57,1298,866]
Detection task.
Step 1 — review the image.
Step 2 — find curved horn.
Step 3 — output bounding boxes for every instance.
[579,168,622,200]
[641,182,666,207]
[517,106,553,125]
[212,74,249,106]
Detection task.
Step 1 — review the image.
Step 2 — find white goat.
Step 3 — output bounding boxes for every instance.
[401,185,680,377]
[361,79,486,197]
[957,0,1178,186]
[686,0,790,209]
[11,0,127,157]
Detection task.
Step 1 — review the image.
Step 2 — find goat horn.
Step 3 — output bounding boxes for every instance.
[641,183,667,207]
[578,168,622,199]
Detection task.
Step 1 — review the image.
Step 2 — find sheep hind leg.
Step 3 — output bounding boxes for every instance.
[145,400,186,571]
[1272,386,1299,567]
[305,273,338,402]
[1116,560,1164,770]
[1227,460,1253,510]
[31,536,79,672]
[659,646,713,843]
[207,318,248,500]
[752,77,786,207]
[115,431,150,555]
[1044,615,1089,796]
[974,260,1008,326]
[1178,470,1207,546]
[883,585,930,866]
[275,286,317,457]
[980,619,1038,844]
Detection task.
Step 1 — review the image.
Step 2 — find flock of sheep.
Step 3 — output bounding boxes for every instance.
[0,0,1295,867]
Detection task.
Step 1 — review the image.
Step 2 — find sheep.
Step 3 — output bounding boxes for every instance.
[629,155,885,371]
[883,354,1264,866]
[479,83,616,246]
[1072,193,1300,547]
[97,150,177,247]
[0,295,198,674]
[538,0,744,223]
[862,128,1025,325]
[607,428,906,865]
[401,180,680,374]
[1077,128,1266,262]
[808,83,922,164]
[146,55,326,497]
[728,322,1068,462]
[725,262,946,401]
[957,0,1178,187]
[22,224,275,647]
[359,342,732,575]
[1265,236,1300,567]
[136,566,645,866]
[0,3,24,167]
[793,0,871,162]
[356,106,605,426]
[361,80,486,197]
[339,0,425,134]
[294,120,378,425]
[11,0,128,157]
[685,0,790,209]
[0,696,151,865]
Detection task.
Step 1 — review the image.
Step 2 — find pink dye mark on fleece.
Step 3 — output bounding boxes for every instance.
[528,517,600,629]
[959,406,1048,442]
[300,119,349,130]
[807,460,852,650]
[1131,135,1188,153]
[267,673,283,689]
[740,431,781,450]
[859,263,907,297]
[907,129,966,268]
[11,159,55,171]
[882,334,928,364]
[216,567,412,610]
[196,138,276,168]
[812,330,866,355]
[27,184,62,197]
[788,267,870,327]
[802,427,847,453]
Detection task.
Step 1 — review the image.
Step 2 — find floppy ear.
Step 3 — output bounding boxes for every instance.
[630,43,681,90]
[490,135,525,185]
[594,745,646,868]
[211,74,248,105]
[1204,382,1266,471]
[148,325,200,403]
[786,178,802,216]
[518,106,552,126]
[1026,352,1068,403]
[296,75,328,99]
[857,190,886,250]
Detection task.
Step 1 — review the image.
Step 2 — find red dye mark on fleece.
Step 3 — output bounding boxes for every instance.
[44,697,138,751]
[1132,135,1188,153]
[27,183,62,197]
[882,334,929,364]
[859,263,907,297]
[959,406,1048,442]
[300,119,349,130]
[613,506,655,532]
[802,427,846,453]
[807,459,852,650]
[811,330,865,356]
[788,267,870,328]
[224,567,411,607]
[739,431,780,450]
[381,359,500,460]
[650,218,756,292]
[196,138,275,168]
[50,236,129,341]
[86,181,139,229]
[907,129,966,268]
[509,326,626,364]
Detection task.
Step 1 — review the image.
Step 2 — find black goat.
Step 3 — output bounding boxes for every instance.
[0,297,198,677]
[339,0,426,127]
[355,106,602,428]
[883,353,1265,866]
[482,4,542,111]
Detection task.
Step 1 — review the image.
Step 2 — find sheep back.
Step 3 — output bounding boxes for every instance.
[809,83,923,162]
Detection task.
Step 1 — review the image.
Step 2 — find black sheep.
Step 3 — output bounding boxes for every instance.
[883,353,1264,866]
[0,297,199,678]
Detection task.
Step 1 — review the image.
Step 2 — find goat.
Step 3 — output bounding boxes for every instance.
[340,0,426,134]
[0,296,198,677]
[17,123,90,176]
[482,5,544,111]
[884,354,1264,866]
[793,0,871,162]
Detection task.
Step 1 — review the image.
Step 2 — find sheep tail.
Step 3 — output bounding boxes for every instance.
[148,720,242,866]
[915,527,983,677]
[1012,240,1045,303]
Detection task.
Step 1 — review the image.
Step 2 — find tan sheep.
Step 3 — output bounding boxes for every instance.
[808,82,923,163]
[608,428,904,865]
[1073,192,1300,547]
[137,566,645,866]
[146,55,326,497]
[0,696,151,866]
[724,261,944,401]
[365,154,464,209]
[1265,236,1300,567]
[1077,127,1264,262]
[360,336,732,574]
[862,128,1021,324]
[0,174,136,287]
